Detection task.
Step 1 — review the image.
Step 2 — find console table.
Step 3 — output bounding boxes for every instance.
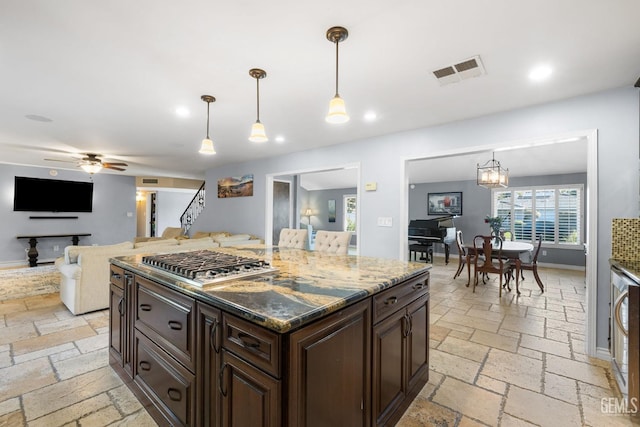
[16,233,91,267]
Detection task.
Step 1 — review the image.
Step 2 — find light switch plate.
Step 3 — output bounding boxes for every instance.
[377,217,393,227]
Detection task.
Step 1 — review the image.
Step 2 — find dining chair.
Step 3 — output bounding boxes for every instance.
[453,230,468,279]
[517,236,544,293]
[314,230,352,255]
[472,235,511,297]
[277,228,308,249]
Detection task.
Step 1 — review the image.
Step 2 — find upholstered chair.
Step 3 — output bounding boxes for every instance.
[313,231,352,255]
[278,228,308,249]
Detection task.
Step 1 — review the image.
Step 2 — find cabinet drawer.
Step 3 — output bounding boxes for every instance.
[110,265,125,289]
[222,313,281,377]
[134,330,195,427]
[373,272,429,323]
[135,276,195,370]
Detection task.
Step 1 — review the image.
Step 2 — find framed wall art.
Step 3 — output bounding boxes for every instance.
[428,192,462,216]
[217,174,254,198]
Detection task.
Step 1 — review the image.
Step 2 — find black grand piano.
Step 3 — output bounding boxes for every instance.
[408,216,457,264]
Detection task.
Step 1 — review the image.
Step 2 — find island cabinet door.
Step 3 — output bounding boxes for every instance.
[196,303,222,427]
[406,294,429,391]
[219,349,281,427]
[372,306,407,427]
[109,283,124,365]
[288,299,372,427]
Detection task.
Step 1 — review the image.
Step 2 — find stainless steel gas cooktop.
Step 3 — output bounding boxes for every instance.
[141,250,277,286]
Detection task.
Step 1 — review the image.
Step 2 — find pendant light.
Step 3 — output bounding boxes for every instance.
[248,68,268,143]
[477,152,509,188]
[199,95,216,155]
[325,26,350,124]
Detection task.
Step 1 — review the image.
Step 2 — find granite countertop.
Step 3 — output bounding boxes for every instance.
[111,245,431,333]
[610,258,640,285]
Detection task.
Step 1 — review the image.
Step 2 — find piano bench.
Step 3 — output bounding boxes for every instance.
[409,243,433,263]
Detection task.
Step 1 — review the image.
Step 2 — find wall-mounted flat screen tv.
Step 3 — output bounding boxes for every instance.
[13,176,94,212]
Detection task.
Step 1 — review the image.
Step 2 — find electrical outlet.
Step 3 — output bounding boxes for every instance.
[542,250,547,256]
[53,245,59,251]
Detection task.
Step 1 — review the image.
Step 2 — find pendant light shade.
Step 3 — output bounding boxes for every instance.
[249,68,268,143]
[325,26,349,124]
[199,95,216,155]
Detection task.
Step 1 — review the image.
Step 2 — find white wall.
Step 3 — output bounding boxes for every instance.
[192,86,639,350]
[155,189,197,235]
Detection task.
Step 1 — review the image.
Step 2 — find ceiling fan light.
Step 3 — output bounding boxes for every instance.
[249,121,268,143]
[326,95,349,123]
[199,138,216,155]
[81,163,102,174]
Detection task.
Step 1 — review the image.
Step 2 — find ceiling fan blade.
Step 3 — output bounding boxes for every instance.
[44,158,77,163]
[103,162,128,167]
[104,165,126,171]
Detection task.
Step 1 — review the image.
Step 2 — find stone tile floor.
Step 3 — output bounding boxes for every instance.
[0,260,638,426]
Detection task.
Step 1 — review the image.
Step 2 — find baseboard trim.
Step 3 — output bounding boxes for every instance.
[596,346,611,361]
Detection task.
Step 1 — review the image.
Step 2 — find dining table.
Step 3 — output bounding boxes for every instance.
[464,240,538,295]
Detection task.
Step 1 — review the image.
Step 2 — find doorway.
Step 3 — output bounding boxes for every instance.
[272,179,292,244]
[401,130,598,356]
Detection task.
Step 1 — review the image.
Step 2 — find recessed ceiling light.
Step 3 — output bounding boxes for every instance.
[528,65,552,81]
[25,114,52,122]
[175,106,190,117]
[275,135,285,143]
[364,111,377,122]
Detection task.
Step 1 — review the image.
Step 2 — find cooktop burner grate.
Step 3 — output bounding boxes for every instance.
[141,250,275,283]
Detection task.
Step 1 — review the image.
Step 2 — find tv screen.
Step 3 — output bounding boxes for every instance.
[13,176,94,212]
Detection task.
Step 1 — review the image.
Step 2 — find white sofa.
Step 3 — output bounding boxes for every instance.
[55,232,263,315]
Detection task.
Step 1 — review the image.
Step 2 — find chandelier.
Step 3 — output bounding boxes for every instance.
[477,152,509,188]
[325,26,350,124]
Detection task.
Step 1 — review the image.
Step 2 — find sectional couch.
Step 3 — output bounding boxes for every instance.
[55,231,263,315]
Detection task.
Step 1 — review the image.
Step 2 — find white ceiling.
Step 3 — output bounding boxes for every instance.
[1,1,638,179]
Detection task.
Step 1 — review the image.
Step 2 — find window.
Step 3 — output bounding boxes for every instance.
[492,184,583,246]
[343,194,356,232]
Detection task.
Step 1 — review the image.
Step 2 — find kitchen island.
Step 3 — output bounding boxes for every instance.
[109,246,430,426]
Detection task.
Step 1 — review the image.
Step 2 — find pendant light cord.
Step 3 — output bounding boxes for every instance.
[335,40,340,97]
[206,101,210,139]
[256,77,261,122]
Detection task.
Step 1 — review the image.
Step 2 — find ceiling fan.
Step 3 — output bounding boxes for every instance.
[45,153,128,174]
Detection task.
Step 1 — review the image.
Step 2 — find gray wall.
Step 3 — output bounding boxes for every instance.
[192,86,639,351]
[409,173,588,266]
[1,164,137,266]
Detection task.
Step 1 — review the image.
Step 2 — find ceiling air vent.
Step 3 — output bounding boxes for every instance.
[433,55,486,86]
[142,178,159,184]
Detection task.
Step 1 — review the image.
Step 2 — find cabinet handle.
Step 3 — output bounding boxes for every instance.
[168,320,182,330]
[167,388,182,402]
[614,290,629,337]
[118,298,124,316]
[139,304,152,312]
[412,283,425,290]
[139,361,151,371]
[237,332,261,349]
[219,363,228,397]
[384,296,398,305]
[111,272,122,280]
[408,313,413,335]
[125,274,133,286]
[210,318,220,353]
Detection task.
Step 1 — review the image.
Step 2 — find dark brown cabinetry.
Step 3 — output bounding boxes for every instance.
[109,265,133,376]
[372,276,430,427]
[196,303,222,427]
[109,262,429,427]
[288,299,371,427]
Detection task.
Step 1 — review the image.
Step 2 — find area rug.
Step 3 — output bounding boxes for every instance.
[0,265,60,301]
